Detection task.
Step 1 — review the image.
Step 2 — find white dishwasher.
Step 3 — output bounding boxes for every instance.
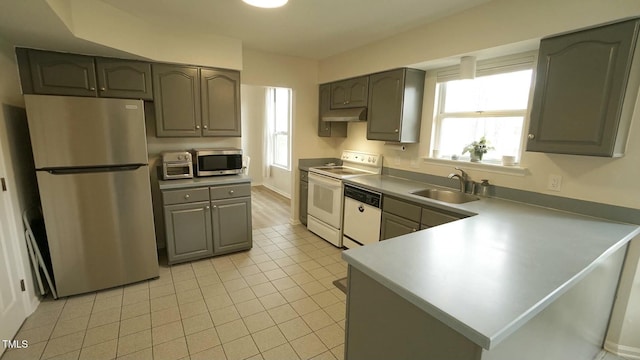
[343,184,382,248]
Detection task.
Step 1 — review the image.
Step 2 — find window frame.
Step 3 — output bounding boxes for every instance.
[430,51,537,166]
[268,87,292,171]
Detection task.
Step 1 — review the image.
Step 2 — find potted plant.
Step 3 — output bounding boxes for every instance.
[462,136,493,162]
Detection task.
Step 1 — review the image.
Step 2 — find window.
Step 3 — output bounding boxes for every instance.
[267,87,292,170]
[432,53,535,164]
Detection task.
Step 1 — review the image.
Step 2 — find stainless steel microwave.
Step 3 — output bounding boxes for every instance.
[194,148,243,176]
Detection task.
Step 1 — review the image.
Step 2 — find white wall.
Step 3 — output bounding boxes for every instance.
[241,85,266,185]
[318,0,640,354]
[242,48,342,222]
[0,36,39,314]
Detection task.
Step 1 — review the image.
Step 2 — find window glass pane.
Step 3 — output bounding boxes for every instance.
[274,88,290,133]
[274,133,289,167]
[437,117,524,161]
[443,70,532,113]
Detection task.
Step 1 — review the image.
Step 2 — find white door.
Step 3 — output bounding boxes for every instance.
[0,150,29,355]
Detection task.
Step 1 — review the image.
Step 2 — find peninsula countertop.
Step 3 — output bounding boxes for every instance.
[341,175,640,350]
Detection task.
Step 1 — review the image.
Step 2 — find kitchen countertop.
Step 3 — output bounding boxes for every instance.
[342,174,640,350]
[158,174,251,190]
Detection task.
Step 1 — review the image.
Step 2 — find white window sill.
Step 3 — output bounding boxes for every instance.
[422,157,528,176]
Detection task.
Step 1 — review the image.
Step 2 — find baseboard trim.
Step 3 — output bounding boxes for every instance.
[262,184,291,200]
[605,340,640,359]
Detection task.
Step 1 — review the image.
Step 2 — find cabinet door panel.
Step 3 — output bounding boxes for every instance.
[367,70,404,141]
[96,58,152,100]
[29,50,97,96]
[212,197,252,254]
[330,77,369,109]
[164,201,213,265]
[153,64,201,137]
[527,19,640,156]
[380,212,419,240]
[201,68,241,137]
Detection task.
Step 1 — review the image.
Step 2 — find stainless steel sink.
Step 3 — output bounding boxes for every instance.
[410,188,480,204]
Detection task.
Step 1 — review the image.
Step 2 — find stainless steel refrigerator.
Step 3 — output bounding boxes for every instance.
[25,95,159,298]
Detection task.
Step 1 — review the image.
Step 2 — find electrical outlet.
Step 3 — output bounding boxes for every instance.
[547,174,562,192]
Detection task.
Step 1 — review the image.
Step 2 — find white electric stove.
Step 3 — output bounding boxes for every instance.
[307,150,382,247]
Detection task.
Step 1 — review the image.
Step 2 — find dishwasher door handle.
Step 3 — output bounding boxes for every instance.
[358,205,365,213]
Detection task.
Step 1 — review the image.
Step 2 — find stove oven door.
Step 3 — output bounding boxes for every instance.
[307,172,343,229]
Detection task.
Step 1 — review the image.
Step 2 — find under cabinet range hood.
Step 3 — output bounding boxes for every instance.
[322,107,367,122]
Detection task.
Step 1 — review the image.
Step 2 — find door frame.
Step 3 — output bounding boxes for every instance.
[0,139,35,355]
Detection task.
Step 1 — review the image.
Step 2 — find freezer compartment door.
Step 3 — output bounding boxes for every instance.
[25,95,149,168]
[37,165,158,297]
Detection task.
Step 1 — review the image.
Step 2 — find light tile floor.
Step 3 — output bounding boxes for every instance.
[2,224,347,360]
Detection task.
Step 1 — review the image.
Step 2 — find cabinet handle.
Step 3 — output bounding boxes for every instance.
[528,134,535,140]
[212,205,217,209]
[100,87,106,91]
[205,205,210,209]
[196,125,201,129]
[394,129,399,133]
[184,194,190,199]
[229,190,234,195]
[89,87,95,91]
[203,125,208,129]
[411,228,417,232]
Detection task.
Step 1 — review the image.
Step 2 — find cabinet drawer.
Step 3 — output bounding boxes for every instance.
[162,187,210,205]
[210,183,251,200]
[382,197,421,223]
[300,170,308,182]
[421,207,461,228]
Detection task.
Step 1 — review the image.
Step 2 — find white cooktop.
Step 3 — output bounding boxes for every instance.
[309,151,382,179]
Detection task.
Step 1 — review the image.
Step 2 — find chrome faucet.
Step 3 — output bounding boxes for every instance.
[448,167,468,193]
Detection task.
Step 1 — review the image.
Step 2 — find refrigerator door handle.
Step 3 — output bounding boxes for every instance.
[45,164,145,175]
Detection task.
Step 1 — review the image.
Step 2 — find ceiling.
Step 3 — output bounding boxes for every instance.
[0,0,490,60]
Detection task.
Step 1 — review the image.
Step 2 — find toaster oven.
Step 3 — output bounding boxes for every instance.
[161,151,193,180]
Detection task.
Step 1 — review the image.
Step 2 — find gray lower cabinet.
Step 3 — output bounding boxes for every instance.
[381,195,465,239]
[16,48,153,99]
[527,18,640,157]
[211,197,252,254]
[380,212,419,240]
[367,68,425,143]
[318,83,347,137]
[161,183,252,265]
[163,186,213,265]
[299,170,308,225]
[380,196,421,240]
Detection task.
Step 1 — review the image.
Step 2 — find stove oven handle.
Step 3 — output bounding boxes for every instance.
[308,172,342,188]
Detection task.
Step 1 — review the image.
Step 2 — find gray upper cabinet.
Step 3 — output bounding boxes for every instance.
[24,49,98,97]
[96,58,153,100]
[318,83,347,137]
[367,68,426,143]
[201,68,241,137]
[17,48,152,99]
[153,64,242,138]
[330,76,369,109]
[527,18,640,157]
[153,64,201,137]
